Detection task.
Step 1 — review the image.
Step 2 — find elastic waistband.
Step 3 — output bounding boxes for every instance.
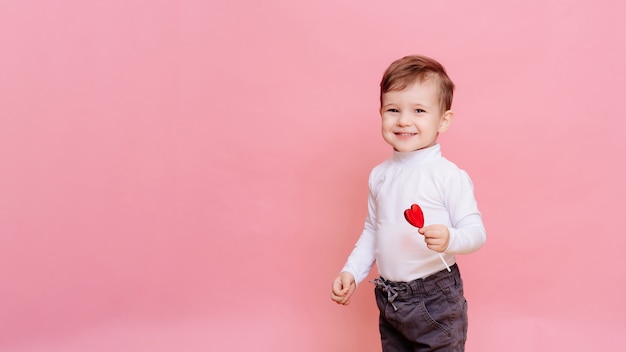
[372,264,461,302]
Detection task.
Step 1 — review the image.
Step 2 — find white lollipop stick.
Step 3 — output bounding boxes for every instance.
[437,253,451,272]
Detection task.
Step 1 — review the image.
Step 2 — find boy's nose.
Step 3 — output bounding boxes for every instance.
[397,113,411,126]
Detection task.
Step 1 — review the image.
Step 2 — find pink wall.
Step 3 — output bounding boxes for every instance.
[1,0,625,351]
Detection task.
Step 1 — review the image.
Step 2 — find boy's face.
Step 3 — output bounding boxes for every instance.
[380,80,453,152]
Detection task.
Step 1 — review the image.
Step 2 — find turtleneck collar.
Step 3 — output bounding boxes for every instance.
[391,143,441,166]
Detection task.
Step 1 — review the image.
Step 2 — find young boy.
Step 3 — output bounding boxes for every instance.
[331,55,486,352]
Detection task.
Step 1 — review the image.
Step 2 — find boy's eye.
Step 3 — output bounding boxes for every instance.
[387,108,399,113]
[416,109,426,113]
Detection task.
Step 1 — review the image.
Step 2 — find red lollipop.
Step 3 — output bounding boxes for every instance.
[403,203,451,272]
[404,204,424,228]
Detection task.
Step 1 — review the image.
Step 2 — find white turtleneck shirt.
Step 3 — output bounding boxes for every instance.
[341,144,486,284]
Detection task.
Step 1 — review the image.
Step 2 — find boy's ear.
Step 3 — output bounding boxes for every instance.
[438,110,454,133]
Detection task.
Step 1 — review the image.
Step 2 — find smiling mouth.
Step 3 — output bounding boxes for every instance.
[395,132,417,136]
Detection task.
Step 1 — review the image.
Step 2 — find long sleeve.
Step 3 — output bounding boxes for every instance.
[444,170,486,254]
[340,182,378,284]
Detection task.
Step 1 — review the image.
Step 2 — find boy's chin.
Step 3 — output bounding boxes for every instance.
[394,147,416,152]
[392,144,434,152]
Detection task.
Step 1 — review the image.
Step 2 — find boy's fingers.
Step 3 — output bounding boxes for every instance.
[340,291,353,305]
[331,273,356,305]
[332,277,351,296]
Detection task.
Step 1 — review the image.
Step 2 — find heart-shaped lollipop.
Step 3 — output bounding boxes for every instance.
[404,204,424,228]
[403,203,451,272]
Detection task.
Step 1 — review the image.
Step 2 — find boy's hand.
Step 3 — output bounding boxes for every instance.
[331,272,356,305]
[418,224,450,253]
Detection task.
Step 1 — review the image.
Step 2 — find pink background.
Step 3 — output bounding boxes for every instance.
[1,0,625,351]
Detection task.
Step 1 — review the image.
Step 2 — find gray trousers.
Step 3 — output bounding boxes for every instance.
[373,264,468,352]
